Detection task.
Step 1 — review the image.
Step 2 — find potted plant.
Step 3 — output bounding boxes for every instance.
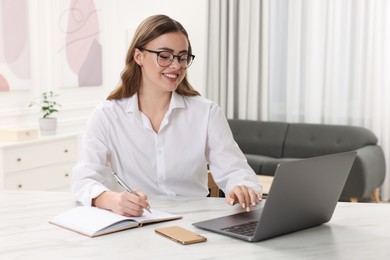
[29,91,61,135]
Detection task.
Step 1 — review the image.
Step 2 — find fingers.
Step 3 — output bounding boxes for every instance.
[133,189,151,211]
[225,186,262,212]
[113,191,149,217]
[133,189,148,200]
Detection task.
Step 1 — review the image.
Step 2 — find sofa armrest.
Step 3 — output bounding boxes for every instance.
[341,145,386,199]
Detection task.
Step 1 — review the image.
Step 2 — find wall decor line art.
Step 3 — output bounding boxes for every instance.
[0,0,31,92]
[57,0,102,88]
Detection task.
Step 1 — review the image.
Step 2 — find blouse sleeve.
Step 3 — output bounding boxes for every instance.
[206,103,263,195]
[71,105,116,206]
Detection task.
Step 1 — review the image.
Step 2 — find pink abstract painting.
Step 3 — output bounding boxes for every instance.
[0,0,31,91]
[58,0,102,87]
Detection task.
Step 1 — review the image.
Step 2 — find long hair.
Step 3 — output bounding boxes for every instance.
[107,15,200,100]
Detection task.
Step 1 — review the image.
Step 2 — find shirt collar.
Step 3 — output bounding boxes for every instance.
[125,92,185,114]
[169,91,185,110]
[126,94,140,114]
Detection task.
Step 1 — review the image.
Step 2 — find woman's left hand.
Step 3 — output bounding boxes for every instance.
[225,185,262,212]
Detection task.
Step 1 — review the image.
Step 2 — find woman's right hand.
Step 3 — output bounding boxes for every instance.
[92,190,150,217]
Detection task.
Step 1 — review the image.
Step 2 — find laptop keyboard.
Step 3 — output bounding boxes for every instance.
[221,220,258,237]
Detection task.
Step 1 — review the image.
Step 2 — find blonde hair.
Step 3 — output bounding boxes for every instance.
[107,15,200,100]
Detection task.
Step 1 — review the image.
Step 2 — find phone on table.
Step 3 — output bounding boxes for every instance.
[155,226,207,245]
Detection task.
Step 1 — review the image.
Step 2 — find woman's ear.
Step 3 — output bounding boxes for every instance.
[134,48,143,66]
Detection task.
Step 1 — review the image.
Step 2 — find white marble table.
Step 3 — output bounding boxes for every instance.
[1,190,390,259]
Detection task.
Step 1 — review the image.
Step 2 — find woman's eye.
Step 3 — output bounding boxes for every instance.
[159,53,172,60]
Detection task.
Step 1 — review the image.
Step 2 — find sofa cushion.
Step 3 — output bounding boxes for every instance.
[244,154,298,176]
[283,123,378,158]
[228,119,288,158]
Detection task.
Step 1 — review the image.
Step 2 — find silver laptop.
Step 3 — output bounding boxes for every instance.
[193,151,357,242]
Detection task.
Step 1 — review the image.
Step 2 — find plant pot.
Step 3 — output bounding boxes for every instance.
[39,117,57,135]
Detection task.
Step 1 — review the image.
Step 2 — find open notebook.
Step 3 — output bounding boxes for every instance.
[49,206,182,237]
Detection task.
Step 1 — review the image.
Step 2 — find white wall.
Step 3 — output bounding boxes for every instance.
[0,0,208,133]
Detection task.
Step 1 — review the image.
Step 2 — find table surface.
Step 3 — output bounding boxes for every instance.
[258,175,274,195]
[1,190,390,259]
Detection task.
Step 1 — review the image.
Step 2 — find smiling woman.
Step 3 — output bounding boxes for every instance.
[71,14,263,218]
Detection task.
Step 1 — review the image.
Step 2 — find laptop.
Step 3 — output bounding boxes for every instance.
[193,151,357,242]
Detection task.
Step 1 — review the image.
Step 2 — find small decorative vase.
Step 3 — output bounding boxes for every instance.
[39,117,57,135]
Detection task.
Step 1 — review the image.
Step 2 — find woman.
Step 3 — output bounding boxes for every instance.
[71,14,262,217]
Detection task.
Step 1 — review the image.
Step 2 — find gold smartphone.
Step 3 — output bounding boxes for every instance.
[155,226,207,245]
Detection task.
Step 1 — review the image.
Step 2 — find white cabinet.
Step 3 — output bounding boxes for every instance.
[0,134,80,191]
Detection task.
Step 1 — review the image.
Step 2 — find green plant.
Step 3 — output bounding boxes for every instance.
[29,91,61,118]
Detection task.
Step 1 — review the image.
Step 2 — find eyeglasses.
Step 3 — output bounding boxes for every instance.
[139,48,195,68]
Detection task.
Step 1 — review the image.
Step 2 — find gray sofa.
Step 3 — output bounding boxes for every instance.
[228,119,386,201]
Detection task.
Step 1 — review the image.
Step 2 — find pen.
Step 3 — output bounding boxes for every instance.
[112,172,152,213]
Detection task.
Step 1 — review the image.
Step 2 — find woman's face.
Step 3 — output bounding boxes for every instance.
[135,32,189,94]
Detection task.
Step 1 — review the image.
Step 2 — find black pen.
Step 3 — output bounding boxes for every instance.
[112,172,152,213]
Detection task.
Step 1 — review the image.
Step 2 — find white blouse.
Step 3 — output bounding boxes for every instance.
[71,92,262,206]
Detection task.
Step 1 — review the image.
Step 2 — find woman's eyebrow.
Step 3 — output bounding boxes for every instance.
[157,47,188,54]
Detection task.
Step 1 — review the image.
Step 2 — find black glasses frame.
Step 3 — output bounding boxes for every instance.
[139,48,195,68]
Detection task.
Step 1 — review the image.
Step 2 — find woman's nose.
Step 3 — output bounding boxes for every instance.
[169,57,182,69]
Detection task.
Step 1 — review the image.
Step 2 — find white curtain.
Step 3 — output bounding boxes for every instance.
[205,0,264,119]
[206,0,390,201]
